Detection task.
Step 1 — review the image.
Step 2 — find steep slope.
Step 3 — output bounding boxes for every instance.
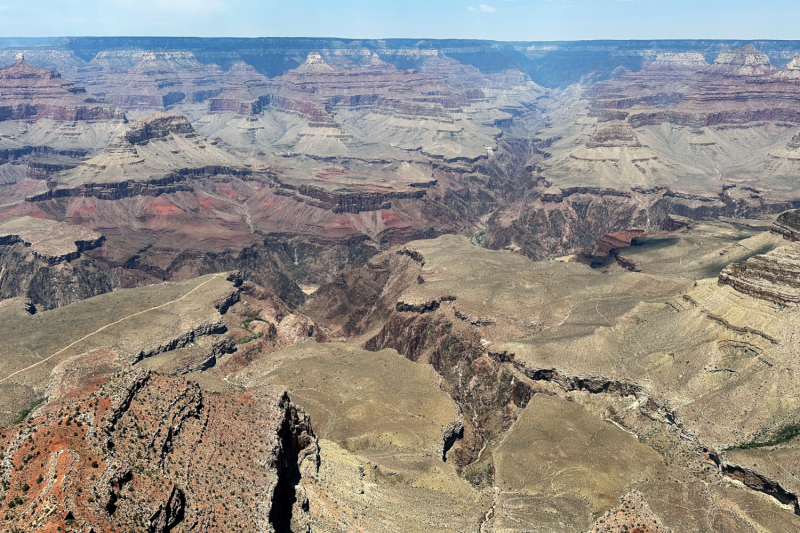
[0,216,113,310]
[302,232,800,531]
[73,50,225,110]
[0,54,126,190]
[0,356,318,533]
[0,55,121,122]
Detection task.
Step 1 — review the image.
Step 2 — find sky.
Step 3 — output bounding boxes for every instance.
[0,0,798,41]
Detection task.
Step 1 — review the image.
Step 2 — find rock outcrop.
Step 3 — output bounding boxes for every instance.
[0,216,103,263]
[74,50,225,110]
[0,358,319,533]
[718,244,800,304]
[0,55,123,122]
[585,123,643,148]
[709,45,777,76]
[32,112,248,199]
[776,54,800,79]
[0,217,113,310]
[577,228,649,268]
[590,44,800,131]
[772,208,800,241]
[651,52,709,69]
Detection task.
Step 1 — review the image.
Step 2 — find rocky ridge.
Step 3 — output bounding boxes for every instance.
[0,358,319,533]
[718,209,800,304]
[0,55,122,122]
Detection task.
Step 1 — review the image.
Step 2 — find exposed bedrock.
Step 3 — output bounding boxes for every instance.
[716,209,800,304]
[718,243,800,304]
[0,359,319,532]
[273,179,427,214]
[585,123,642,148]
[0,244,116,311]
[307,245,661,476]
[0,146,90,165]
[719,462,800,515]
[122,113,195,145]
[106,241,306,307]
[0,216,116,310]
[26,165,256,202]
[488,188,800,260]
[577,229,650,268]
[0,56,124,122]
[772,208,800,241]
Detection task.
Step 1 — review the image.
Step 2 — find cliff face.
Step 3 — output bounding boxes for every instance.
[709,45,777,76]
[718,244,800,304]
[0,56,122,122]
[0,217,114,310]
[486,185,800,261]
[0,243,116,311]
[717,210,800,304]
[590,45,800,129]
[0,358,319,533]
[73,51,225,110]
[772,208,800,241]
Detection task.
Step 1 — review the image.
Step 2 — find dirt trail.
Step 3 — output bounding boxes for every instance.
[0,273,224,384]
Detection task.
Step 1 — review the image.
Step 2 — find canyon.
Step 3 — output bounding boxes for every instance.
[2,36,800,532]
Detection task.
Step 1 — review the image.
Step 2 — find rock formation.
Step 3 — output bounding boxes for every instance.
[709,45,777,76]
[0,217,113,310]
[585,123,643,148]
[776,54,800,79]
[32,112,245,199]
[719,240,800,305]
[0,55,122,122]
[74,50,225,110]
[577,228,649,269]
[651,52,709,69]
[0,359,318,533]
[772,208,800,241]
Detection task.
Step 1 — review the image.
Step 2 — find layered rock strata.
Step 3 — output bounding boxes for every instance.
[590,45,800,128]
[0,55,122,122]
[0,216,103,263]
[73,50,225,110]
[709,45,777,76]
[771,208,800,241]
[32,112,249,199]
[718,244,800,304]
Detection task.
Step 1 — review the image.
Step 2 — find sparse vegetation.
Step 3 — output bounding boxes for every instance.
[236,317,268,345]
[8,399,44,427]
[726,424,800,451]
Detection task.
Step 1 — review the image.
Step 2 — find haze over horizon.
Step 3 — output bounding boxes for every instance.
[0,0,798,41]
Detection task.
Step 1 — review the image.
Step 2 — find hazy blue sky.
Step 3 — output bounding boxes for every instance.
[0,0,797,40]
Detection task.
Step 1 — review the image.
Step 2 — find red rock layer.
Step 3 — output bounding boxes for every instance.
[0,358,318,533]
[264,52,470,125]
[591,46,800,128]
[74,51,224,110]
[0,57,122,122]
[581,229,650,258]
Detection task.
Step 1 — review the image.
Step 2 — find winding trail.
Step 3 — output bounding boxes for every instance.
[0,273,224,384]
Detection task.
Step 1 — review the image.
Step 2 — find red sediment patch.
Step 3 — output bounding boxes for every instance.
[381,210,400,223]
[215,183,239,199]
[198,197,219,209]
[68,198,99,221]
[314,167,349,181]
[145,198,184,215]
